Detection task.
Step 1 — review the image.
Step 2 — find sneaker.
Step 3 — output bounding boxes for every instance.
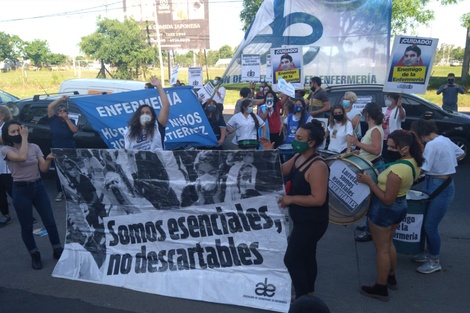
[411,253,429,263]
[360,283,389,302]
[31,251,43,270]
[355,232,372,242]
[417,260,442,274]
[387,274,398,290]
[55,191,64,202]
[0,215,12,226]
[53,247,64,260]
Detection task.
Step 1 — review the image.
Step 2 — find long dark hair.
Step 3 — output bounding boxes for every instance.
[388,130,424,166]
[410,119,438,138]
[127,105,157,141]
[203,99,222,121]
[240,99,260,130]
[294,98,308,131]
[362,102,384,125]
[329,104,347,125]
[1,120,21,146]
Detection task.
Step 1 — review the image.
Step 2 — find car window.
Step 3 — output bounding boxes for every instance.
[18,103,50,125]
[401,95,444,119]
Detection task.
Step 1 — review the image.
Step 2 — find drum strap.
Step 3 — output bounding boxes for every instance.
[427,176,452,201]
[395,160,416,182]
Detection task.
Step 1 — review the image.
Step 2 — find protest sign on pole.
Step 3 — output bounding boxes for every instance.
[241,54,261,82]
[188,66,203,88]
[170,65,180,86]
[384,36,439,94]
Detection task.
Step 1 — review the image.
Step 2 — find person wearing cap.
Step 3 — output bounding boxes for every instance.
[48,95,78,202]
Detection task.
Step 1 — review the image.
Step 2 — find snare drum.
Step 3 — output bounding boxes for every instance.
[278,144,295,162]
[326,154,379,225]
[238,139,259,150]
[317,149,339,160]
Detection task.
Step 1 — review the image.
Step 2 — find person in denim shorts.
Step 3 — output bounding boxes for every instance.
[357,130,423,301]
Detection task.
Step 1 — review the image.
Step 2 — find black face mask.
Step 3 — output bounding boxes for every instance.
[333,114,344,122]
[387,150,402,162]
[9,135,22,144]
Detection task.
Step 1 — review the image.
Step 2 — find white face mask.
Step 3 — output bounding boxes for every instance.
[385,99,393,107]
[213,79,218,85]
[140,114,152,126]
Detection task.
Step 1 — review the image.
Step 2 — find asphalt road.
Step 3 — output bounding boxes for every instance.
[1,121,470,312]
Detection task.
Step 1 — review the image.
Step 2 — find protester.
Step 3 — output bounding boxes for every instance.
[348,102,384,242]
[326,104,353,153]
[357,130,423,301]
[263,120,329,300]
[307,76,330,117]
[234,86,260,114]
[437,73,465,112]
[144,82,155,89]
[201,99,226,149]
[226,99,266,149]
[211,76,226,110]
[47,95,78,202]
[410,119,464,274]
[0,106,13,226]
[1,121,63,269]
[382,93,406,163]
[282,98,313,144]
[124,76,169,150]
[259,89,284,148]
[342,91,362,139]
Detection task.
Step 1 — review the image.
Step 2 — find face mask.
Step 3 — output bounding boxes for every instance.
[266,97,274,107]
[342,100,351,108]
[259,87,264,92]
[9,134,22,144]
[213,79,218,85]
[385,99,393,107]
[387,150,402,162]
[246,107,253,114]
[448,79,454,84]
[292,139,310,154]
[140,114,152,126]
[295,106,303,113]
[198,174,218,191]
[333,114,344,122]
[207,106,216,113]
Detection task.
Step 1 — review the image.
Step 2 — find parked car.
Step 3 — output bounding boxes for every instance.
[0,89,19,104]
[324,84,470,162]
[13,94,108,156]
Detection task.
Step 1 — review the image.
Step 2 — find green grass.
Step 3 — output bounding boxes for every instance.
[1,66,469,109]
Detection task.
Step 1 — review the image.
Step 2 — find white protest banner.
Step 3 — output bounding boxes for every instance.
[188,67,203,88]
[223,0,391,86]
[384,36,439,94]
[196,82,215,103]
[271,46,303,88]
[277,78,295,98]
[394,214,424,243]
[170,65,180,86]
[241,54,261,82]
[328,160,370,212]
[265,53,273,84]
[52,149,290,313]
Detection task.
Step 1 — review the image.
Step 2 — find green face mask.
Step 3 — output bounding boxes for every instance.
[292,139,310,153]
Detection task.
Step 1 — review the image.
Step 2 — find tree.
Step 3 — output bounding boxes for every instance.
[0,32,24,62]
[239,0,462,35]
[24,39,51,67]
[461,12,470,80]
[49,53,67,65]
[80,18,155,79]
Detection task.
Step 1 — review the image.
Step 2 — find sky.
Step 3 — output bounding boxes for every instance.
[0,0,468,58]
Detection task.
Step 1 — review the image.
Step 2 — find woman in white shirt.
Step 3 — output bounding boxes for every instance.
[327,104,353,153]
[382,93,406,162]
[226,99,266,149]
[410,119,464,274]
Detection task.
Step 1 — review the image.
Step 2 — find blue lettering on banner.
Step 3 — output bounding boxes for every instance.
[72,86,217,150]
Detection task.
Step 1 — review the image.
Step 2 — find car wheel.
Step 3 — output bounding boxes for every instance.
[448,136,469,163]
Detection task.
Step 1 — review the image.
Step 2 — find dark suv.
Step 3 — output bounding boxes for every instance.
[324,84,470,162]
[13,94,107,156]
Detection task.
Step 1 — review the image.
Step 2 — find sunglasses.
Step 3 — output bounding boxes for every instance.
[57,109,68,113]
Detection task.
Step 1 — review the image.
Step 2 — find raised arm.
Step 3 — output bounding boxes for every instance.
[151,76,170,127]
[48,95,68,118]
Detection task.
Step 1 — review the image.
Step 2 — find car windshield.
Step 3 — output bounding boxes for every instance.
[0,90,19,103]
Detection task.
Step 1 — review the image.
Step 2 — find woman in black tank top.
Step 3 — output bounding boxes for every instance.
[263,120,329,300]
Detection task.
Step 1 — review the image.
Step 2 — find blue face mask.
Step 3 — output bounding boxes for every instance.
[246,107,253,114]
[207,106,216,112]
[295,106,303,113]
[342,100,351,108]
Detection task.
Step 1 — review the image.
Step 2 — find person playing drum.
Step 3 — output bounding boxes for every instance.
[226,99,266,149]
[356,130,423,301]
